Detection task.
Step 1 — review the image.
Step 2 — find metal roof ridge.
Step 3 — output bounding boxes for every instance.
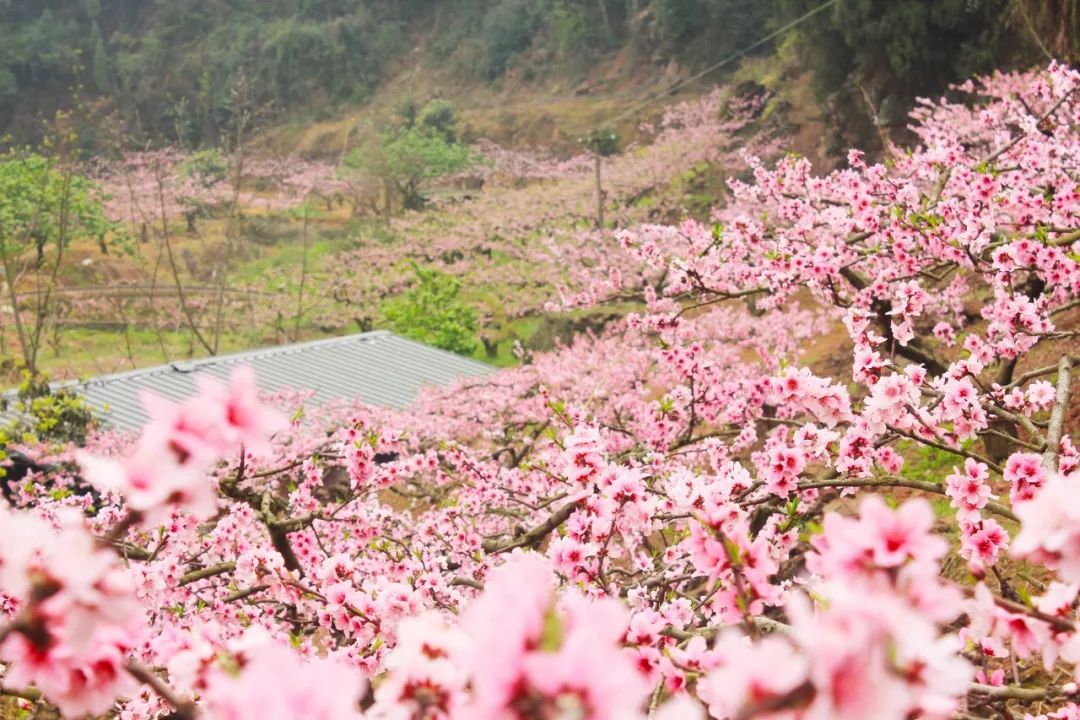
[69,330,396,388]
[378,333,494,370]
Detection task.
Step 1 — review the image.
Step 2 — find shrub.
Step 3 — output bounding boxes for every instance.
[381,264,479,355]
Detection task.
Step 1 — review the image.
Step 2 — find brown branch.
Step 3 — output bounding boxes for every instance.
[268,524,303,574]
[841,266,948,375]
[887,425,1004,475]
[978,426,1042,452]
[125,659,197,719]
[225,584,270,603]
[112,541,153,562]
[984,401,1046,447]
[982,83,1080,167]
[482,499,584,554]
[734,679,815,720]
[659,615,790,642]
[968,682,1066,701]
[450,576,484,590]
[178,562,236,587]
[1001,358,1076,391]
[268,514,320,532]
[796,476,1018,523]
[101,510,143,547]
[1049,228,1080,247]
[953,582,1076,632]
[0,685,42,702]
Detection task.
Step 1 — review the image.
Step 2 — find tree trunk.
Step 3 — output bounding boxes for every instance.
[401,180,425,211]
[597,0,613,39]
[594,153,604,229]
[0,235,35,375]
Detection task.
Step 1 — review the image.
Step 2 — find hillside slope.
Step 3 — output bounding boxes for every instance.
[0,0,1056,151]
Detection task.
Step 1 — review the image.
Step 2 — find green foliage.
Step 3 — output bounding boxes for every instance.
[394,98,461,143]
[384,128,474,208]
[0,151,113,264]
[580,127,619,156]
[0,67,17,105]
[648,0,770,61]
[774,0,1033,125]
[550,1,597,59]
[898,440,957,485]
[652,0,713,44]
[381,265,479,356]
[346,103,475,211]
[427,0,614,78]
[0,0,1045,146]
[0,1,412,142]
[90,21,110,93]
[479,0,548,78]
[415,99,460,143]
[0,368,95,478]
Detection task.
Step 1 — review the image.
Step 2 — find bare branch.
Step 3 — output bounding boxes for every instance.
[796,476,1018,523]
[482,499,584,554]
[125,660,197,719]
[178,561,236,587]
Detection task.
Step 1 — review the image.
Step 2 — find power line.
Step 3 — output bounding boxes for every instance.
[605,0,841,128]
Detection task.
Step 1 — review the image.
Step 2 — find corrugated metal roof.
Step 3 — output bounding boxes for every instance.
[42,331,494,432]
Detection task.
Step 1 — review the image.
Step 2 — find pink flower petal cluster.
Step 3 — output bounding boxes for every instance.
[203,633,364,720]
[0,507,141,717]
[77,367,286,524]
[1013,470,1080,582]
[459,553,649,720]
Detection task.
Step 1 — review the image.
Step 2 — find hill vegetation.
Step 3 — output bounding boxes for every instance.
[0,0,1069,148]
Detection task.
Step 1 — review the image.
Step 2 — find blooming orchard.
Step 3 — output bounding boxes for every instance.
[3,62,1080,719]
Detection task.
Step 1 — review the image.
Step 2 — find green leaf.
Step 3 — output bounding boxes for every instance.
[539,605,564,652]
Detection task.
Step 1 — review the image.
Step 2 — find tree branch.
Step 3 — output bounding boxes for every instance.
[797,476,1018,523]
[968,682,1066,701]
[482,499,584,554]
[178,562,236,587]
[1042,354,1072,471]
[125,659,197,719]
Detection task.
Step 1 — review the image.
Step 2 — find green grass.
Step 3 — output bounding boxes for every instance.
[20,327,259,382]
[467,315,545,367]
[899,440,961,485]
[896,440,966,525]
[233,236,342,284]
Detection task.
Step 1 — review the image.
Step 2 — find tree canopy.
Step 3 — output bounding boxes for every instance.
[381,264,479,354]
[0,152,111,265]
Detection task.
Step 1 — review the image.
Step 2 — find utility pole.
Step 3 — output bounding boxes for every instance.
[594,152,604,229]
[579,128,619,229]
